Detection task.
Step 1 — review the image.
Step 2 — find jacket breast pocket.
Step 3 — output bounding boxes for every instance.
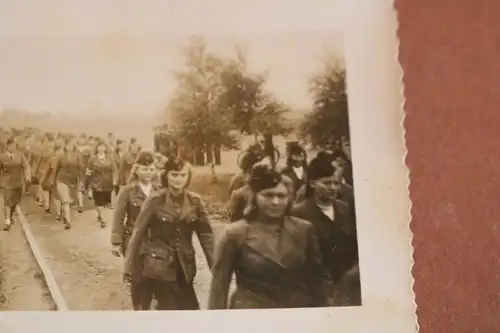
[128,199,142,216]
[185,213,198,224]
[140,242,177,282]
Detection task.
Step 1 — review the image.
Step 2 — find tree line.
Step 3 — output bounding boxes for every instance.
[163,36,349,175]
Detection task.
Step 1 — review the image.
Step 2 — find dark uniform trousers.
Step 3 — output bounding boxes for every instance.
[124,189,214,310]
[111,181,160,310]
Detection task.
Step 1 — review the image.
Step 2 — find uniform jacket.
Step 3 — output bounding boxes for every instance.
[228,172,246,196]
[123,189,214,283]
[291,197,358,285]
[51,151,84,187]
[33,146,53,180]
[77,145,92,169]
[111,181,160,254]
[295,183,355,216]
[118,151,138,185]
[208,217,328,309]
[0,152,31,190]
[86,154,118,191]
[227,185,251,222]
[280,165,307,194]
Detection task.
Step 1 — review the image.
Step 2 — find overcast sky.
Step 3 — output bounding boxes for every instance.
[0,0,344,117]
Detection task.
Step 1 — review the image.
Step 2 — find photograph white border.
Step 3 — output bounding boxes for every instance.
[0,0,415,332]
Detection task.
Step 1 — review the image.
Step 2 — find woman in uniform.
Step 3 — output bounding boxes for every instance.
[291,156,359,306]
[123,158,214,310]
[119,138,141,188]
[86,141,117,228]
[228,145,265,196]
[45,138,83,229]
[34,134,56,213]
[41,143,65,223]
[111,151,158,310]
[208,164,328,309]
[75,133,91,210]
[280,141,308,196]
[0,137,31,231]
[112,139,127,206]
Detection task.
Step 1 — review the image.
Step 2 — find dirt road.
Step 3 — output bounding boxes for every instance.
[0,218,55,311]
[16,196,226,310]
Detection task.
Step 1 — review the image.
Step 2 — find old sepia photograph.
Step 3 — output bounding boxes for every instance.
[0,0,415,332]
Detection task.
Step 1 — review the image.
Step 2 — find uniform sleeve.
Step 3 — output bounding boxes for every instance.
[227,190,246,222]
[295,184,307,203]
[40,156,58,187]
[193,195,214,269]
[111,156,118,184]
[123,194,157,278]
[110,186,130,245]
[76,153,85,184]
[305,223,330,307]
[126,163,138,184]
[21,153,32,181]
[208,226,240,309]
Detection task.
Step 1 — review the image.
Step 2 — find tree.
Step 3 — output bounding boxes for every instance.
[167,37,239,182]
[218,48,293,143]
[298,60,349,149]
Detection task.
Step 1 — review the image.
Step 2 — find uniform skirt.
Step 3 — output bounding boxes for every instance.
[0,188,23,207]
[93,190,112,207]
[55,181,78,204]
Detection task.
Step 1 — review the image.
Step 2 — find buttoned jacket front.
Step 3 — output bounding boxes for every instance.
[111,181,161,254]
[124,189,214,283]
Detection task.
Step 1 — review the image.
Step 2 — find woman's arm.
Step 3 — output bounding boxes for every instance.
[40,156,59,188]
[227,190,246,222]
[123,194,157,278]
[20,152,32,182]
[207,225,242,309]
[305,223,330,307]
[111,185,130,247]
[193,195,214,269]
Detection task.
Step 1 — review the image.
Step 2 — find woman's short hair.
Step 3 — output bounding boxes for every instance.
[304,155,340,198]
[285,142,307,167]
[159,158,192,189]
[5,137,17,147]
[243,165,293,220]
[94,140,108,155]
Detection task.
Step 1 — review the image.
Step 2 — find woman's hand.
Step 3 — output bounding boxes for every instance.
[111,244,123,257]
[123,273,133,284]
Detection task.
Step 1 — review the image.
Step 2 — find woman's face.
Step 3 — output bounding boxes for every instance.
[166,165,190,191]
[130,142,140,153]
[6,142,16,153]
[66,139,76,151]
[291,153,305,167]
[97,144,107,154]
[341,141,351,160]
[255,182,290,219]
[311,171,343,201]
[136,163,156,183]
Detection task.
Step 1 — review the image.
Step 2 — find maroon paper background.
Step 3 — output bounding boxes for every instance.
[395,0,500,331]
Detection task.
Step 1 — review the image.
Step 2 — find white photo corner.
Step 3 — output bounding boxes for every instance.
[0,0,415,332]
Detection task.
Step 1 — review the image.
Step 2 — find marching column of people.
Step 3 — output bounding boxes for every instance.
[0,128,145,232]
[113,139,360,310]
[0,127,360,309]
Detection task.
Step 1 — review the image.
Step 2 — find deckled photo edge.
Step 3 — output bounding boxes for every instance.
[0,0,416,332]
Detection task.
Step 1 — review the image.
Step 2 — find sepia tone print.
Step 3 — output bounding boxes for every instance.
[0,25,360,311]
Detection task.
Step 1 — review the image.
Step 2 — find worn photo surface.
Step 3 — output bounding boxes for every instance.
[0,0,415,332]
